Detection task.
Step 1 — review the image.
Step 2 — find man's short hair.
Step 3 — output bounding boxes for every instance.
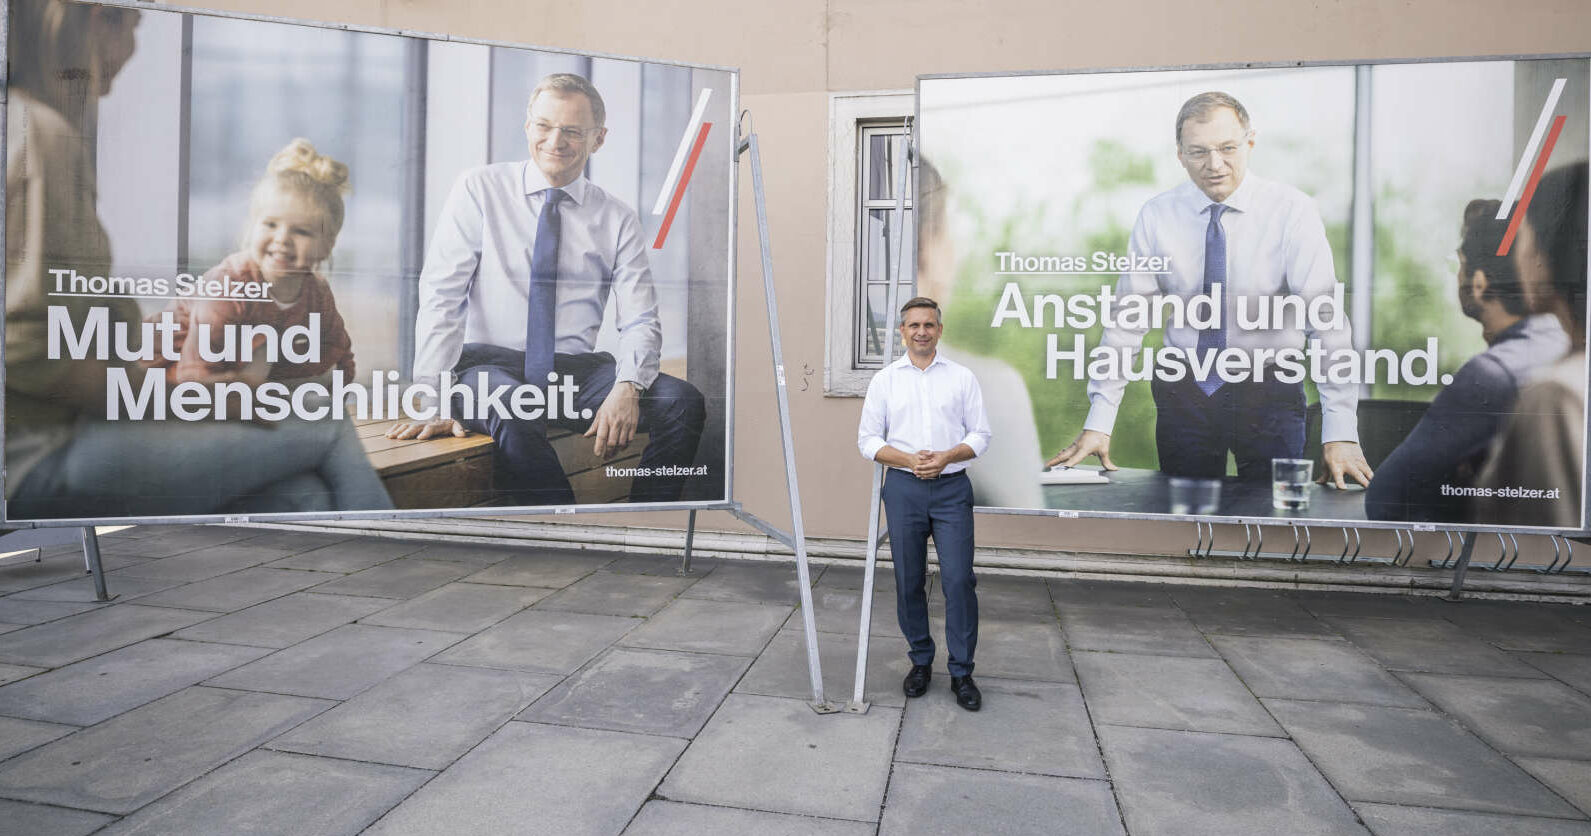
[1175,92,1251,146]
[1459,199,1526,316]
[900,296,941,322]
[1525,162,1589,330]
[528,73,607,128]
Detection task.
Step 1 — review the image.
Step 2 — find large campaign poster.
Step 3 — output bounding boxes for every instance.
[2,0,736,523]
[917,59,1590,530]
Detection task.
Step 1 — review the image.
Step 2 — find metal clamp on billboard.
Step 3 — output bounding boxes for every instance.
[2,0,737,524]
[916,58,1589,531]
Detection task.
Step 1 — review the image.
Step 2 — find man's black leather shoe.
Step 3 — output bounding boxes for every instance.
[902,664,932,698]
[950,675,982,711]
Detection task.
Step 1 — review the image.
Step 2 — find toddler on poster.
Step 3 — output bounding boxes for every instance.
[148,138,356,385]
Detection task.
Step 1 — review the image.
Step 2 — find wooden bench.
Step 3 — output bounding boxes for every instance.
[356,418,644,509]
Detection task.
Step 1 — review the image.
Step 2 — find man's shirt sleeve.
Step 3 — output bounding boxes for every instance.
[412,171,483,390]
[610,207,663,389]
[1288,195,1360,444]
[960,369,992,458]
[1084,207,1159,435]
[858,370,890,461]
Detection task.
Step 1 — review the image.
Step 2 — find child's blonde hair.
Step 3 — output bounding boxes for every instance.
[245,138,351,245]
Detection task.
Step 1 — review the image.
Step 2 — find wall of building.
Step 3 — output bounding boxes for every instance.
[184,0,1591,564]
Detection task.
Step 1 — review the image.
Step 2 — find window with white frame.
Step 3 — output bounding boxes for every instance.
[826,92,914,396]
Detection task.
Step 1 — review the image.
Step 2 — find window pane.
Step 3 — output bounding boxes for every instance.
[860,284,907,363]
[867,132,898,201]
[862,207,916,285]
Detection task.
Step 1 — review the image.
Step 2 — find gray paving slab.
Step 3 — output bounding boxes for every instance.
[1265,698,1582,818]
[879,763,1123,836]
[0,798,114,836]
[680,561,821,605]
[1518,652,1591,696]
[521,646,748,738]
[265,537,427,573]
[0,553,145,593]
[170,592,392,648]
[1058,604,1217,657]
[0,597,104,625]
[1398,672,1591,760]
[7,574,182,603]
[0,624,21,636]
[0,715,76,762]
[1328,617,1547,676]
[460,551,614,588]
[813,564,900,597]
[1099,724,1368,836]
[0,686,330,814]
[1175,590,1341,638]
[605,554,720,576]
[0,604,212,668]
[620,597,790,656]
[625,800,873,836]
[1048,578,1179,610]
[307,558,475,599]
[100,749,431,836]
[1075,651,1284,736]
[270,663,557,770]
[659,693,897,822]
[1438,601,1591,653]
[1211,635,1428,707]
[0,638,269,726]
[205,624,464,700]
[401,541,521,566]
[928,614,1075,682]
[533,570,697,617]
[111,544,286,582]
[0,663,42,687]
[779,586,897,637]
[366,722,684,836]
[736,628,911,708]
[1352,802,1591,835]
[973,575,1056,620]
[1289,590,1439,620]
[104,526,259,558]
[229,529,352,553]
[431,608,639,675]
[895,678,1104,778]
[132,567,331,613]
[359,582,550,633]
[1516,758,1591,817]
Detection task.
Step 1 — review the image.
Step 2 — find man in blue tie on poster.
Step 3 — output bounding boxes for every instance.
[390,73,705,505]
[1049,92,1372,489]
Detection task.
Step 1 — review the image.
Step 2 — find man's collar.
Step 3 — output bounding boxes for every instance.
[891,351,946,371]
[522,164,589,205]
[1180,173,1256,214]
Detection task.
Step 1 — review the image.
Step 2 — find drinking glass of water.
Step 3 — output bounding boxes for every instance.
[1169,477,1221,515]
[1272,458,1313,511]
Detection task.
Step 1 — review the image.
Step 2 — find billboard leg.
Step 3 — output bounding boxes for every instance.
[1444,533,1477,602]
[80,528,114,603]
[849,123,913,715]
[679,510,697,575]
[742,125,836,715]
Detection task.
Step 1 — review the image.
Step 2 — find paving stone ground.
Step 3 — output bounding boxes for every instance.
[1,525,1590,834]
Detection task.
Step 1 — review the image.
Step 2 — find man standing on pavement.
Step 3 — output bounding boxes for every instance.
[858,297,992,711]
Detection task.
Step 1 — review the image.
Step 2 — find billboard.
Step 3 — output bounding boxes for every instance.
[2,0,737,524]
[917,58,1590,530]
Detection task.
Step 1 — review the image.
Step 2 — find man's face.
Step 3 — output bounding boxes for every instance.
[1177,107,1253,203]
[525,91,606,188]
[898,306,942,359]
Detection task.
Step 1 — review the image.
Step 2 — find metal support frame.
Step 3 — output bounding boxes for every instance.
[0,526,112,602]
[736,118,836,714]
[849,122,912,714]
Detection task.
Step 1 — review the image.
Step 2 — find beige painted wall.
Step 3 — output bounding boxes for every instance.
[180,0,1591,559]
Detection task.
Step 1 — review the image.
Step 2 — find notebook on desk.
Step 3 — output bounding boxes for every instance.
[1039,466,1110,485]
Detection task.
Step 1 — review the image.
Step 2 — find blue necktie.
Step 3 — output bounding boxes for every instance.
[1196,203,1228,397]
[525,188,564,388]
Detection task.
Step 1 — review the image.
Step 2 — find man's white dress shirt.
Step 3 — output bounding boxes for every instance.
[858,353,992,475]
[412,163,662,390]
[1084,173,1359,444]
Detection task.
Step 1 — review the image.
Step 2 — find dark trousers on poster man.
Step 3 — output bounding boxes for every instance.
[451,343,706,506]
[1151,375,1307,480]
[882,467,977,676]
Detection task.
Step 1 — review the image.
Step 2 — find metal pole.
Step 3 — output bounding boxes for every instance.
[851,126,912,712]
[745,129,835,713]
[1446,532,1477,601]
[80,528,112,603]
[679,509,697,575]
